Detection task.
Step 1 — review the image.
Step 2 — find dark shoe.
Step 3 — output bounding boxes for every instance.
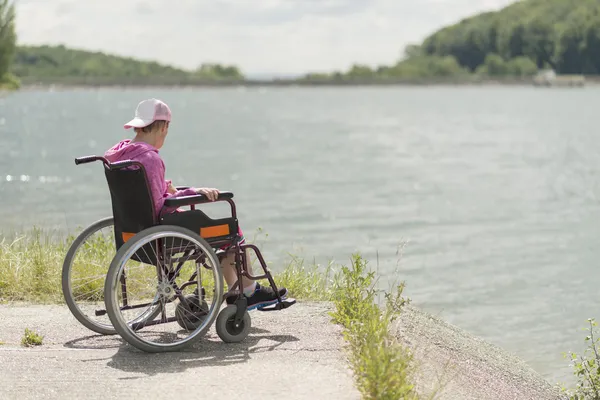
[226,283,288,311]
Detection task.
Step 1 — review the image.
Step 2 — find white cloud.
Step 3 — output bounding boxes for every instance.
[13,0,515,76]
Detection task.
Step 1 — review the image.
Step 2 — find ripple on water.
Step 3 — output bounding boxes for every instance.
[3,175,71,183]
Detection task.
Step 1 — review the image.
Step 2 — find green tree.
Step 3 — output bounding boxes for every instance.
[0,0,17,82]
[390,55,469,78]
[419,0,600,75]
[195,63,243,80]
[582,16,600,74]
[475,54,537,77]
[476,53,508,76]
[346,64,373,79]
[506,56,539,76]
[522,17,556,69]
[403,44,422,59]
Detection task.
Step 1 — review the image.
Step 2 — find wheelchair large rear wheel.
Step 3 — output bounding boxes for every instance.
[104,225,224,352]
[62,217,160,335]
[61,217,118,335]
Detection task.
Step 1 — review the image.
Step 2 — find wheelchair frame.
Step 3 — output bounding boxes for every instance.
[64,154,295,351]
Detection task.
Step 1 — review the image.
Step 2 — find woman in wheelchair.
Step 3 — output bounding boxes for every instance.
[105,98,288,311]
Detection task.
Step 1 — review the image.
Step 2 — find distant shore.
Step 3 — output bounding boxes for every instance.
[2,74,597,92]
[10,79,589,89]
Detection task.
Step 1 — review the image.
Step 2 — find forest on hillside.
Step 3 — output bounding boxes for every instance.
[421,0,600,74]
[303,0,600,81]
[12,45,244,84]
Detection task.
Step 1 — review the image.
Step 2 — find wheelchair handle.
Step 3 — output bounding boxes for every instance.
[74,155,109,165]
[74,156,139,170]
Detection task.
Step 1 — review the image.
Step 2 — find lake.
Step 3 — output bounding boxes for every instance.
[1,85,599,385]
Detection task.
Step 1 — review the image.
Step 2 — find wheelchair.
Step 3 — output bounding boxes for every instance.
[61,155,295,352]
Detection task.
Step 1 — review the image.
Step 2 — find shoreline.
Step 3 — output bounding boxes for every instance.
[5,75,596,91]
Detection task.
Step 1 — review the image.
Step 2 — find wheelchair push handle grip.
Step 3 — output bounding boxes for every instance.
[75,155,101,165]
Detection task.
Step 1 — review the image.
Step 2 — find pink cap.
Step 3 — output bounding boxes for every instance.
[124,98,172,129]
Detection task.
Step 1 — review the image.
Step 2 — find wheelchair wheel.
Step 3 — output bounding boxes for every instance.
[215,305,251,343]
[62,217,161,335]
[104,225,224,353]
[61,217,118,335]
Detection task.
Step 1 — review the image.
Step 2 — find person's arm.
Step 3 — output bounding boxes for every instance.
[163,177,196,199]
[165,177,219,201]
[159,161,219,202]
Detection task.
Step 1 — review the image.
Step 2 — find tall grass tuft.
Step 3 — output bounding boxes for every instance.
[560,318,600,400]
[272,254,336,301]
[0,227,72,303]
[330,253,420,400]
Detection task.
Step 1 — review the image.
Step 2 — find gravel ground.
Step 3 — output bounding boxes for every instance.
[0,302,359,400]
[393,305,568,400]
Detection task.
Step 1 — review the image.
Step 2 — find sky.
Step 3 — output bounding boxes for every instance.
[14,0,516,77]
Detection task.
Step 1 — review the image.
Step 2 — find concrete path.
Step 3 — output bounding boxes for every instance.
[0,302,359,400]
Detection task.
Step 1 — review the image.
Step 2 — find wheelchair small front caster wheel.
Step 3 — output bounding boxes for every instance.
[175,295,209,331]
[216,305,251,343]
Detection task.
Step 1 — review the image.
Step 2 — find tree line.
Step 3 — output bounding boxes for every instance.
[303,0,600,81]
[13,45,244,84]
[421,0,600,75]
[0,1,244,88]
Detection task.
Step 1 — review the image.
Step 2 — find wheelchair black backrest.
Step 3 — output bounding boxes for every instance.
[103,160,156,253]
[98,157,238,266]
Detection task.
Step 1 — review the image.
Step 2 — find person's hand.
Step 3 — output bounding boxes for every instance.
[196,187,220,201]
[167,182,177,194]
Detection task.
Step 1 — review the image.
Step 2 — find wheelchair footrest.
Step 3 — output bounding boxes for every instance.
[258,298,296,312]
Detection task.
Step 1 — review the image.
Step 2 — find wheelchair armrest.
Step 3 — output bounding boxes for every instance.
[164,191,234,207]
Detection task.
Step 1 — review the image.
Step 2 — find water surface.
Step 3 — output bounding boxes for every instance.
[2,85,599,384]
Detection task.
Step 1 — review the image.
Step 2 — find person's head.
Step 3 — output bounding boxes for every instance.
[124,98,172,149]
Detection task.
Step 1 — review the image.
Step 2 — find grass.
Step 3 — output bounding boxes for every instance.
[0,225,337,304]
[560,318,600,399]
[330,254,421,399]
[0,227,78,303]
[0,226,423,399]
[21,328,43,347]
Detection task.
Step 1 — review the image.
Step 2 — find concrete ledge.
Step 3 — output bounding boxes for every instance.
[393,305,566,400]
